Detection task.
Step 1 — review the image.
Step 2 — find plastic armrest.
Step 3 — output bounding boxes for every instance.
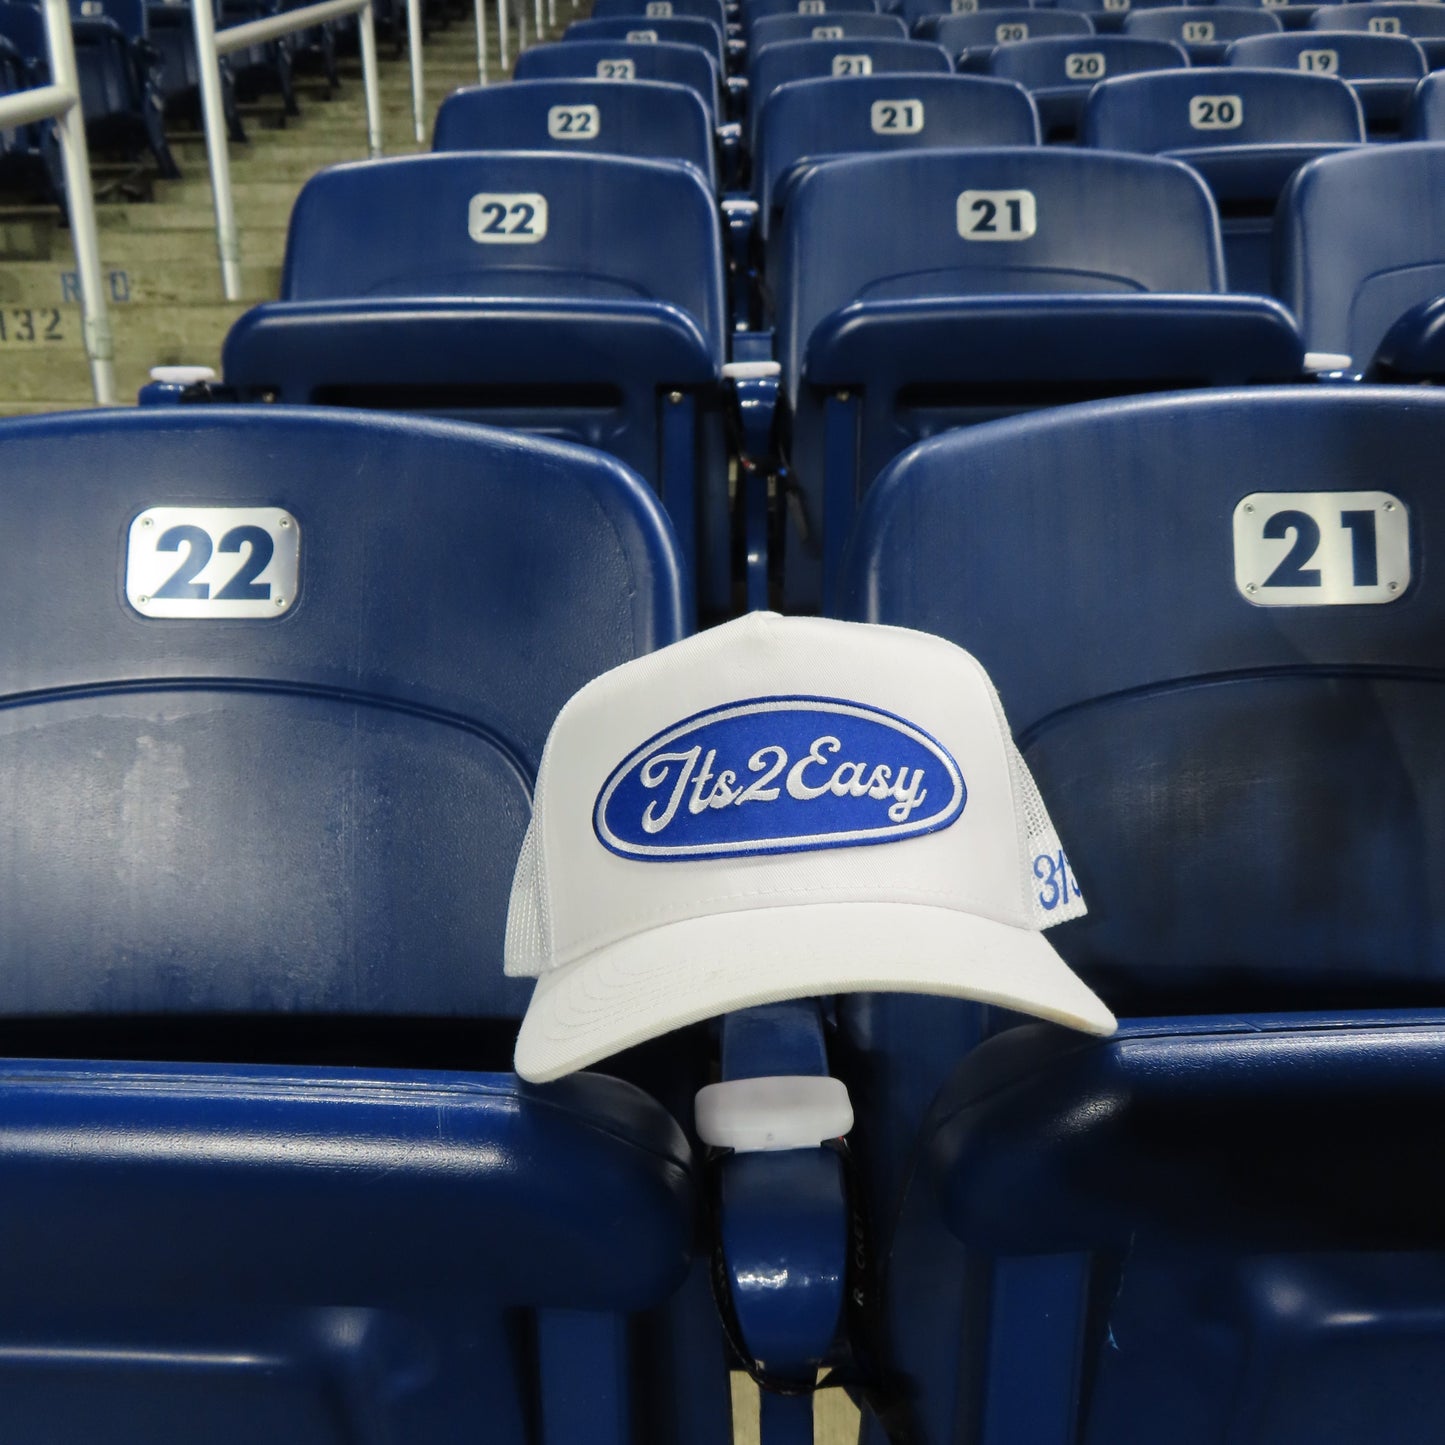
[223,297,722,394]
[1369,295,1445,383]
[804,292,1305,389]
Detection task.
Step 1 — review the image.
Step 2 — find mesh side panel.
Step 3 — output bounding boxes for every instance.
[982,668,1088,929]
[503,812,549,978]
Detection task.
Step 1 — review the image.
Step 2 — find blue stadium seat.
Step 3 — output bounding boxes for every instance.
[0,404,723,1445]
[0,21,63,202]
[774,147,1303,607]
[1277,142,1445,379]
[751,8,907,45]
[564,14,726,72]
[1125,3,1283,62]
[754,71,1039,250]
[432,77,717,190]
[220,153,732,618]
[746,35,952,151]
[0,0,177,178]
[743,0,881,39]
[1051,0,1187,35]
[1411,68,1445,136]
[838,385,1445,1445]
[591,0,726,27]
[1230,0,1334,29]
[1081,68,1364,292]
[146,0,246,144]
[902,0,1034,37]
[513,38,721,125]
[1312,2,1445,68]
[987,33,1189,138]
[1226,29,1426,132]
[936,9,1095,72]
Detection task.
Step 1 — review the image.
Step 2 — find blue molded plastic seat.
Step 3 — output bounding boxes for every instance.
[743,0,881,40]
[0,404,723,1445]
[146,0,246,143]
[514,38,721,125]
[1230,0,1335,29]
[432,78,718,190]
[747,35,952,150]
[838,384,1445,1445]
[564,14,727,71]
[751,9,907,44]
[776,147,1302,607]
[987,33,1189,137]
[1227,29,1426,131]
[1082,68,1363,292]
[1276,141,1445,379]
[904,0,1038,37]
[755,71,1039,248]
[0,0,177,178]
[221,153,732,617]
[1125,3,1282,62]
[938,9,1094,71]
[591,0,727,27]
[1051,0,1188,35]
[1311,2,1445,68]
[0,19,62,202]
[1411,68,1445,136]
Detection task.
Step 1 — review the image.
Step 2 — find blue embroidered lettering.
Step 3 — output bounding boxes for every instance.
[595,697,966,860]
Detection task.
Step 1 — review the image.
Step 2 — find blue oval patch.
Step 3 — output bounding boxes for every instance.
[594,695,966,860]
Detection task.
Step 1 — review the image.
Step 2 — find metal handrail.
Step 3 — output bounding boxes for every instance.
[0,0,115,403]
[191,0,395,298]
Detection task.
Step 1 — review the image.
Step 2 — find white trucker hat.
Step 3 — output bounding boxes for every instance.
[506,613,1115,1082]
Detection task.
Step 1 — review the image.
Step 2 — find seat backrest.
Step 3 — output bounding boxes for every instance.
[1082,65,1364,150]
[1125,3,1282,46]
[72,0,149,40]
[776,146,1223,394]
[563,14,725,70]
[901,0,1027,27]
[1277,141,1445,370]
[513,38,719,121]
[751,10,907,44]
[1412,69,1445,138]
[747,36,952,147]
[590,0,726,27]
[744,0,880,31]
[842,385,1445,1013]
[1312,2,1445,38]
[935,9,1094,57]
[1052,0,1187,16]
[431,78,717,191]
[0,407,685,1025]
[1227,27,1427,77]
[987,33,1190,91]
[755,73,1039,225]
[277,152,726,356]
[0,2,47,65]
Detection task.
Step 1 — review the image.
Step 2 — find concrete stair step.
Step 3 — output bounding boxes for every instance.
[0,258,279,308]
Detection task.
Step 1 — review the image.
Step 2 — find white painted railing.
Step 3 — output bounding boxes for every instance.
[0,0,115,402]
[192,0,403,298]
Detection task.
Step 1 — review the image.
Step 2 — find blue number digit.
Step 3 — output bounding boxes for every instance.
[1034,852,1061,910]
[1262,509,1322,587]
[1339,509,1378,588]
[480,202,508,234]
[153,524,213,599]
[214,525,274,601]
[509,202,537,235]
